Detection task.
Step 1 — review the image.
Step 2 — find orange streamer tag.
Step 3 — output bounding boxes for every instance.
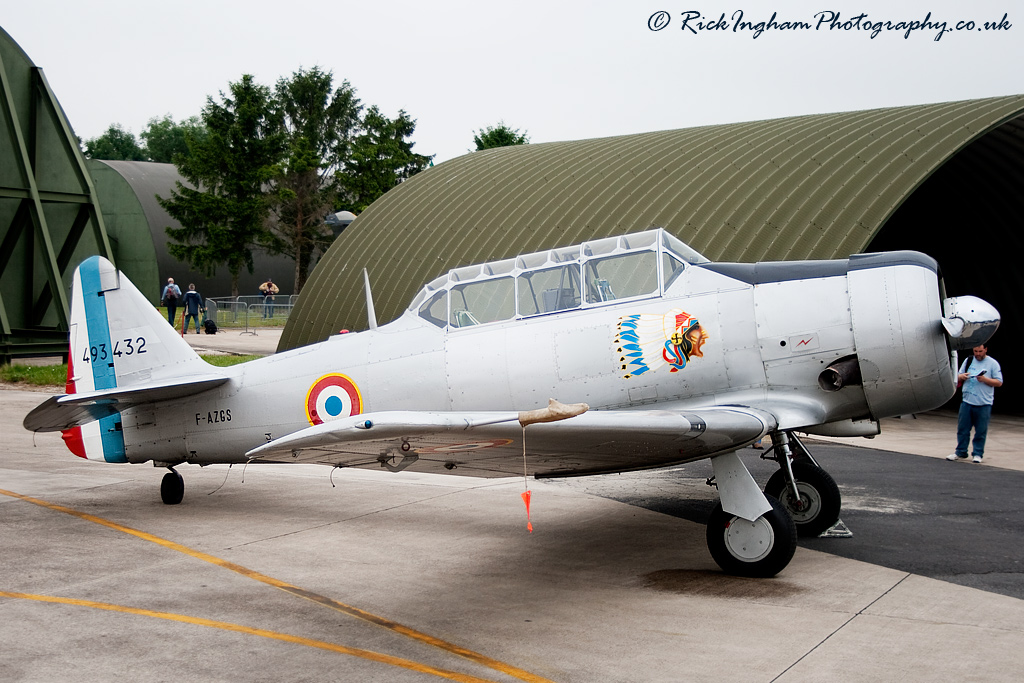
[521,490,533,533]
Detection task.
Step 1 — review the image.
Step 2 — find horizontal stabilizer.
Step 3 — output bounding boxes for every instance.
[24,374,229,432]
[24,255,230,437]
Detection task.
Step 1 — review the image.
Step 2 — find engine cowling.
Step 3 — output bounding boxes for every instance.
[848,252,963,419]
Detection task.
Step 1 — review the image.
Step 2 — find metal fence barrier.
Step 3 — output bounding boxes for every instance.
[205,296,294,334]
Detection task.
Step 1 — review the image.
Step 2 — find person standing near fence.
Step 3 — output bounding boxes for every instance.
[182,284,205,334]
[160,278,181,325]
[259,277,279,319]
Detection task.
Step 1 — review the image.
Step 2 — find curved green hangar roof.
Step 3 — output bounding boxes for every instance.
[283,95,1024,409]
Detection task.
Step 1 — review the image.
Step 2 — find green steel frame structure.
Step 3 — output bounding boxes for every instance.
[0,27,114,363]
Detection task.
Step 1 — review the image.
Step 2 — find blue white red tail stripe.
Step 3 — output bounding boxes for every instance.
[62,256,127,463]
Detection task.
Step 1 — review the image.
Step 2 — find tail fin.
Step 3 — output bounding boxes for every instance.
[54,256,212,461]
[68,256,208,390]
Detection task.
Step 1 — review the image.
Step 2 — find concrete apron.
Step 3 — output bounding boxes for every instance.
[3,388,1024,682]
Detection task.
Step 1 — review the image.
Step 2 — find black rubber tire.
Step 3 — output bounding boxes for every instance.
[705,494,797,578]
[764,463,841,537]
[160,470,184,505]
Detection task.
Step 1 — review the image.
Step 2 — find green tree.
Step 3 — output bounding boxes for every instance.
[266,67,362,293]
[158,75,285,296]
[336,106,433,213]
[473,122,529,150]
[141,115,207,164]
[83,123,146,160]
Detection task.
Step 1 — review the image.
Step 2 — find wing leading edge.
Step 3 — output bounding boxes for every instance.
[246,406,777,478]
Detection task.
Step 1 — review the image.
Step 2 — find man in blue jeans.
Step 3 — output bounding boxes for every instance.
[160,278,181,326]
[259,277,279,319]
[947,344,1003,464]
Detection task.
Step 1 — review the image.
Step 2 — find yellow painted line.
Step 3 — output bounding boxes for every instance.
[0,591,495,683]
[0,488,555,683]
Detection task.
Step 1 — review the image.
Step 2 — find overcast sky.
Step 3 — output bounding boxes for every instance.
[4,1,1022,164]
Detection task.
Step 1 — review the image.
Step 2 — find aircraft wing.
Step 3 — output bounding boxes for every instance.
[246,406,777,478]
[23,375,230,432]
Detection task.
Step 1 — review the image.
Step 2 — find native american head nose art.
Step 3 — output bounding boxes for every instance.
[615,309,708,379]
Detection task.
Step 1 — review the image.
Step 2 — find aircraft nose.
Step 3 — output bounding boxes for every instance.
[942,296,1000,350]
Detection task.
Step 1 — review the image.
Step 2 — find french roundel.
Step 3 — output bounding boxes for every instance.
[305,374,363,425]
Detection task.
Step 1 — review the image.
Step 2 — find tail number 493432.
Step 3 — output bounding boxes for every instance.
[82,337,147,363]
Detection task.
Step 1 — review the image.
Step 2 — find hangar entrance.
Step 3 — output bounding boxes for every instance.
[870,114,1024,414]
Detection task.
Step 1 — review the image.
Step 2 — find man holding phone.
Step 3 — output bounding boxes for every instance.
[948,344,1003,463]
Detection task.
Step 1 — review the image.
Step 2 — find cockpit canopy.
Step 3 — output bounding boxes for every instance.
[407,229,709,329]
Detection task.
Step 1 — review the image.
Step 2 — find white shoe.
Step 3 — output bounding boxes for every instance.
[973,455,983,463]
[946,453,967,461]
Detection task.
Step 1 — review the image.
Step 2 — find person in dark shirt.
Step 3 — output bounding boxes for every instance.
[181,284,205,334]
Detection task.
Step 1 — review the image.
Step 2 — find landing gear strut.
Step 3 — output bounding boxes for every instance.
[706,451,797,577]
[160,467,184,505]
[762,432,841,537]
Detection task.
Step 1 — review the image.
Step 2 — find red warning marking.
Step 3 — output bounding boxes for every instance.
[521,490,533,533]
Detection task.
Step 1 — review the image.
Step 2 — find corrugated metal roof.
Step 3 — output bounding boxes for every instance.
[282,95,1024,353]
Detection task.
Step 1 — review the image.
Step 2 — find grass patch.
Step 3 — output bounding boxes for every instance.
[0,363,68,387]
[1,354,263,388]
[202,354,263,366]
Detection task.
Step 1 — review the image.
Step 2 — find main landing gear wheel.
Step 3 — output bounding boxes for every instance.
[160,469,184,505]
[764,463,841,538]
[706,494,796,578]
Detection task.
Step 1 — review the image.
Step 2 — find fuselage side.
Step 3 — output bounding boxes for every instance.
[120,253,954,468]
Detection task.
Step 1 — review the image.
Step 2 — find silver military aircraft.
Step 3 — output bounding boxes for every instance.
[24,228,999,577]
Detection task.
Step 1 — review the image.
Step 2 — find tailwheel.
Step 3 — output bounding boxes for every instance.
[160,468,184,505]
[706,494,796,578]
[764,462,841,537]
